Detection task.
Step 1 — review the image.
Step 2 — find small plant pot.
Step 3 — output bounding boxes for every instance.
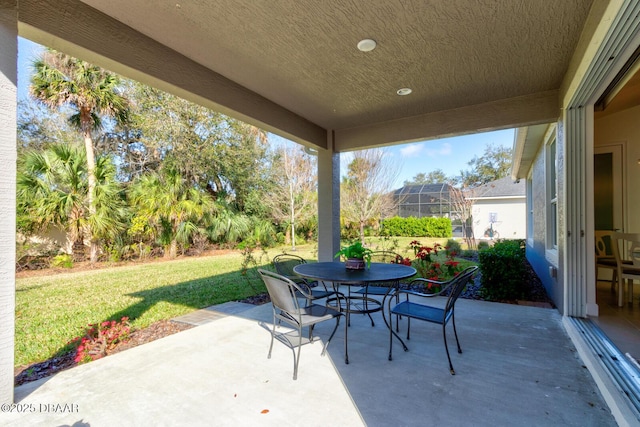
[345,257,365,270]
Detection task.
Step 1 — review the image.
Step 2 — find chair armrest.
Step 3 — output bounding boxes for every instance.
[400,278,453,298]
[396,288,448,299]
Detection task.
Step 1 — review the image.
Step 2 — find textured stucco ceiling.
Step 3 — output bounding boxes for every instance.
[19,0,600,151]
[77,0,592,130]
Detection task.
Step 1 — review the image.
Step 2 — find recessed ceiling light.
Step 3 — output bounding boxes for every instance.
[397,88,412,96]
[357,39,377,52]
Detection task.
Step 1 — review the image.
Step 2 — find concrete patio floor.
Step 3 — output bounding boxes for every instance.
[1,296,618,426]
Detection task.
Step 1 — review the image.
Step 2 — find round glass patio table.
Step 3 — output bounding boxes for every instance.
[293,261,416,363]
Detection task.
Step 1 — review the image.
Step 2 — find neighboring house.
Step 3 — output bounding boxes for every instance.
[392,178,526,241]
[468,177,526,240]
[17,226,73,257]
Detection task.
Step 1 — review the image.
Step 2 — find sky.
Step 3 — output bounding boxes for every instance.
[17,37,514,188]
[376,129,514,187]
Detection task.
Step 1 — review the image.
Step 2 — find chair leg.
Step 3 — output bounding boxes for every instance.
[344,311,349,364]
[451,311,462,354]
[618,276,625,307]
[268,313,276,359]
[293,326,303,380]
[321,316,341,356]
[388,313,394,361]
[443,323,455,375]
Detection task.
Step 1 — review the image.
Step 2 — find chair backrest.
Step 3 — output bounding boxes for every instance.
[595,230,615,259]
[272,254,307,282]
[369,251,405,264]
[612,232,640,268]
[258,269,301,316]
[444,266,479,317]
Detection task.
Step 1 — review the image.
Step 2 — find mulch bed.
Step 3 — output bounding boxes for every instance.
[14,320,193,386]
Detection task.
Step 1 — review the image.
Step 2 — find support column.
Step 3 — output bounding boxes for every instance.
[0,2,17,404]
[563,107,588,318]
[317,133,340,262]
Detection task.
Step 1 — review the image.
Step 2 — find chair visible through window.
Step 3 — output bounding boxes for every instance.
[387,266,478,375]
[257,269,344,380]
[595,230,617,292]
[612,232,640,307]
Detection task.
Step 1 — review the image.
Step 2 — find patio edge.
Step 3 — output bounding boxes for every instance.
[563,316,639,427]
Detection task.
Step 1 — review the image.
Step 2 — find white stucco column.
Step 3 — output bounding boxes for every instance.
[0,2,17,404]
[317,139,340,262]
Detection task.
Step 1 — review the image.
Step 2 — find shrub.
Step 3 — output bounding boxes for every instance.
[477,240,490,250]
[70,317,131,364]
[404,240,462,288]
[50,254,73,269]
[461,249,476,258]
[445,239,462,257]
[478,239,526,301]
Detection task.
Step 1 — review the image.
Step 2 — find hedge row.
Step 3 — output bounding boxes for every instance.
[381,216,452,238]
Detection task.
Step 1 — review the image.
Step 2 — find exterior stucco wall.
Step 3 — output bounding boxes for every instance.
[525,124,564,313]
[594,104,640,233]
[0,2,17,404]
[556,120,565,314]
[472,198,526,240]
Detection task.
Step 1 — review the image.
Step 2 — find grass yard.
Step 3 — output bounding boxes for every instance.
[15,237,471,368]
[15,252,269,367]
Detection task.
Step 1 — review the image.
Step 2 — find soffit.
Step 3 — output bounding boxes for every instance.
[77,0,593,137]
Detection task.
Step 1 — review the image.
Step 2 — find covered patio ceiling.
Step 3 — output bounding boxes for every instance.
[18,0,599,152]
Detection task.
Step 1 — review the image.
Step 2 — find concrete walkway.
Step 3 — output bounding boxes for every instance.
[1,297,617,426]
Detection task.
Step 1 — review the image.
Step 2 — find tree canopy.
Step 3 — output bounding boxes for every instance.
[458,143,512,188]
[404,169,449,185]
[341,149,400,243]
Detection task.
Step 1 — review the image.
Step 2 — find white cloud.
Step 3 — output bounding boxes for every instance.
[400,144,423,157]
[424,142,452,157]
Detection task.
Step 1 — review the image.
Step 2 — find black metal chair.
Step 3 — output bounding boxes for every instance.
[258,269,344,380]
[354,251,407,297]
[388,266,478,375]
[272,253,337,304]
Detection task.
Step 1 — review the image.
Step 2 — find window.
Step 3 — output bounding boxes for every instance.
[547,137,558,251]
[526,177,533,245]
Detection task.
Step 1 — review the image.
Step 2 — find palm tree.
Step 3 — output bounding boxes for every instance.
[29,49,130,263]
[17,144,127,259]
[129,169,215,259]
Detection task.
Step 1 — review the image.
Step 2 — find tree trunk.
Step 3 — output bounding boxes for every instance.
[359,220,365,245]
[83,127,99,264]
[290,222,296,251]
[169,239,178,259]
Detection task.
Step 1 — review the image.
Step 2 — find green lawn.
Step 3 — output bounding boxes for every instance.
[15,239,474,368]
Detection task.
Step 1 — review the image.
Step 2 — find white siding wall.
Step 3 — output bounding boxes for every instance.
[472,198,526,240]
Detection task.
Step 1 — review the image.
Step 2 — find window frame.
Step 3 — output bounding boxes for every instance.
[545,127,559,266]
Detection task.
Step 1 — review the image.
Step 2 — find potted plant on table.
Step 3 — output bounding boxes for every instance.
[334,241,373,270]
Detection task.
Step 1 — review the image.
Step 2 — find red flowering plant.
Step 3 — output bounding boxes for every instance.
[406,240,462,293]
[69,317,131,364]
